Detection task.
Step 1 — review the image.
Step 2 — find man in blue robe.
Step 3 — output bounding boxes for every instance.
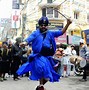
[17,16,72,90]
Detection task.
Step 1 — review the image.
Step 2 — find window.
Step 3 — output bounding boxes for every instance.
[87,14,89,22]
[47,7,53,14]
[74,11,79,19]
[42,7,58,18]
[42,8,46,16]
[54,8,58,18]
[47,0,52,3]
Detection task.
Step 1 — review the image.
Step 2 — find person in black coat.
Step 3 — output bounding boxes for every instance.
[0,42,9,81]
[11,38,22,80]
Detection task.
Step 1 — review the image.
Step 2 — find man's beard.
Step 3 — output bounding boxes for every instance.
[40,28,47,33]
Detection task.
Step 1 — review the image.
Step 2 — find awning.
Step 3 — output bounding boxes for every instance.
[83,29,89,34]
[68,24,82,36]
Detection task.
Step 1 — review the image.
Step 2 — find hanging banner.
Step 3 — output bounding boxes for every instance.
[11,9,20,28]
[12,0,20,9]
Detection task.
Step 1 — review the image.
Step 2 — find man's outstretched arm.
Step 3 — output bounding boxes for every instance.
[62,19,72,34]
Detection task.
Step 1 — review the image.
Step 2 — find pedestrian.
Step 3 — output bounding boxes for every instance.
[0,42,9,81]
[0,41,3,81]
[19,43,29,77]
[61,45,72,77]
[54,48,64,76]
[79,39,88,82]
[71,45,77,75]
[17,16,72,90]
[71,45,77,55]
[8,39,15,77]
[11,37,22,81]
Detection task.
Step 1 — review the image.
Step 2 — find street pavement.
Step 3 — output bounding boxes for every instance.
[0,75,89,90]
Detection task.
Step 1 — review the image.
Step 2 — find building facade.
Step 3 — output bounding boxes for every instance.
[19,0,89,44]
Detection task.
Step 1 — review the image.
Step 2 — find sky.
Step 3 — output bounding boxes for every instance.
[0,0,12,18]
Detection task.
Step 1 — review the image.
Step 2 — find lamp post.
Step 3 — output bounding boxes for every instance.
[22,14,26,41]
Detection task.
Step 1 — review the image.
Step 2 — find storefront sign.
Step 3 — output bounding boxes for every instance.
[55,33,67,44]
[69,35,82,45]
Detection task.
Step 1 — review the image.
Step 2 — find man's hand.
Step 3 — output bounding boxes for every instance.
[19,42,28,46]
[67,18,72,25]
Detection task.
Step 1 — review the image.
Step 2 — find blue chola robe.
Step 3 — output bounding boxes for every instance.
[17,29,63,82]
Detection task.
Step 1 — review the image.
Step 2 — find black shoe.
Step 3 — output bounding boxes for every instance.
[36,86,39,90]
[13,77,21,81]
[16,77,21,80]
[3,78,7,81]
[13,78,18,81]
[79,79,87,82]
[13,77,18,81]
